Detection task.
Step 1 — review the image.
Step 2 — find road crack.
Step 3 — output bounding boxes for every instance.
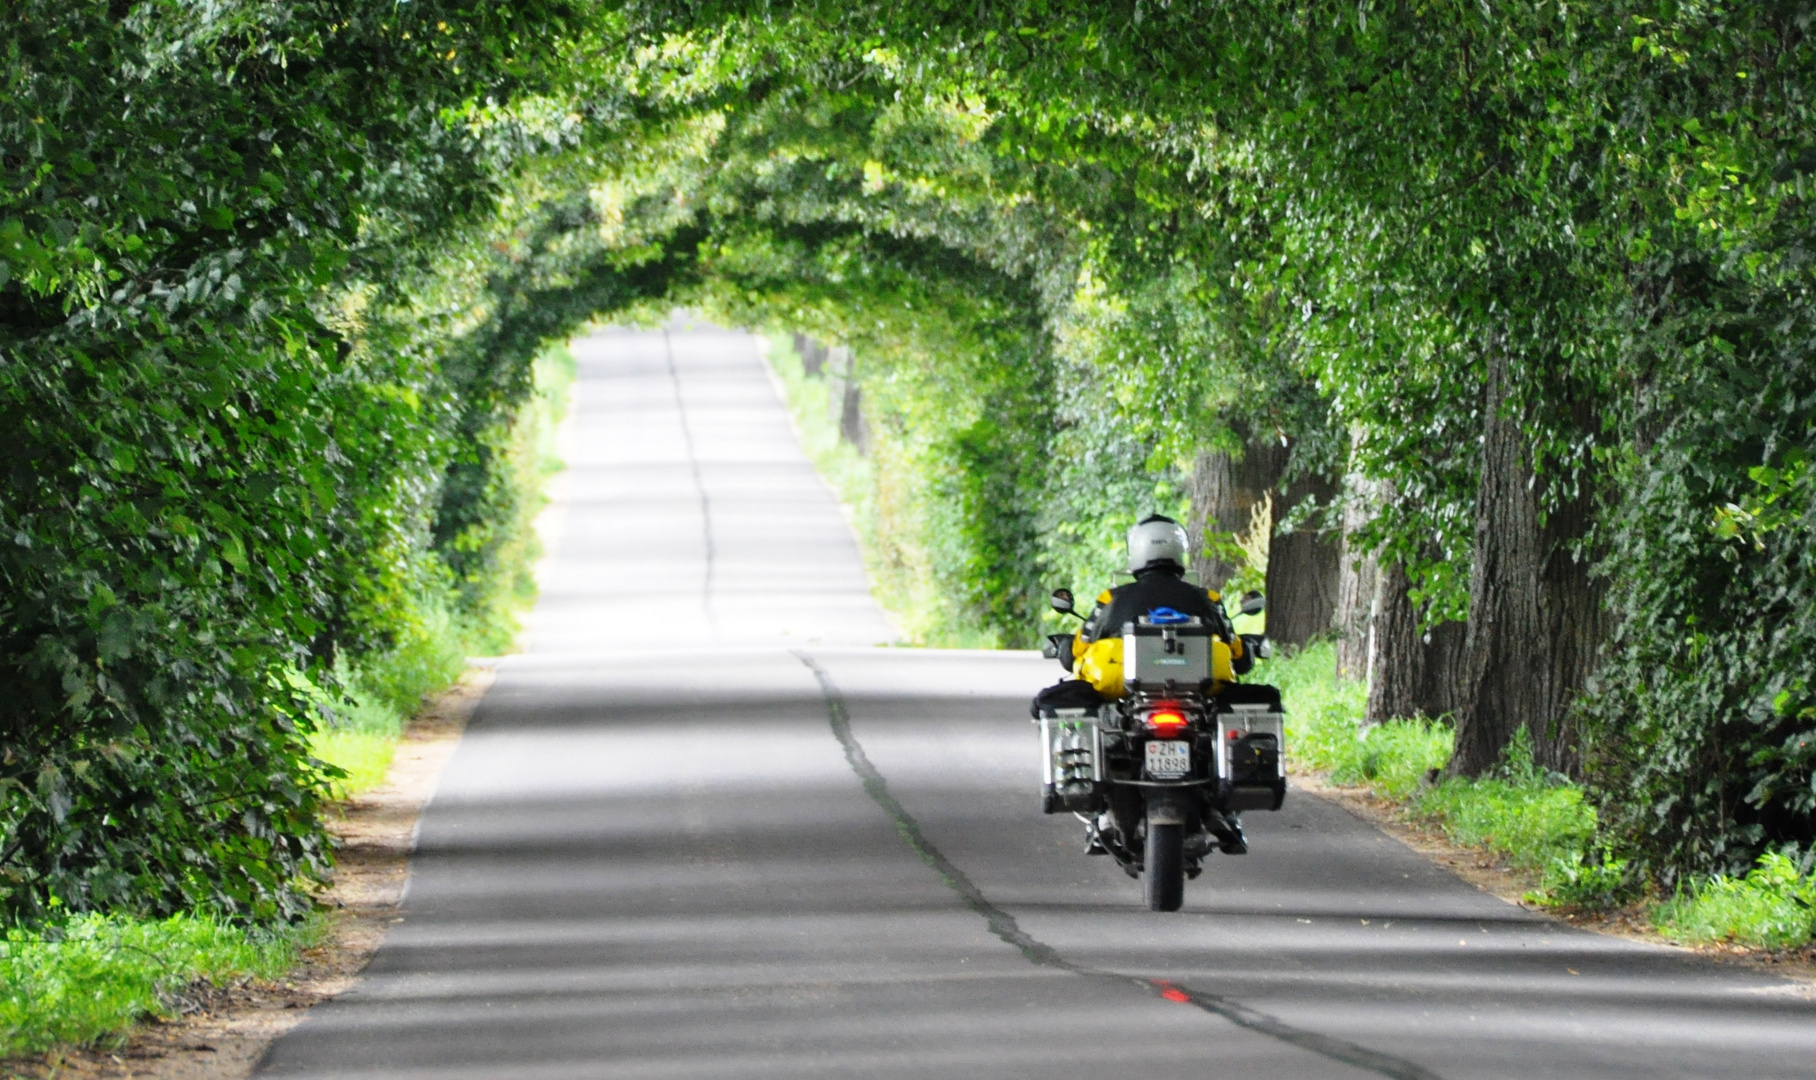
[663,327,716,628]
[795,650,1445,1080]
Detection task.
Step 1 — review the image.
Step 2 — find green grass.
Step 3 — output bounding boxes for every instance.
[1274,642,1449,799]
[308,591,470,800]
[311,730,399,799]
[1417,774,1595,873]
[0,912,322,1057]
[1655,852,1816,949]
[351,597,468,721]
[1270,640,1368,767]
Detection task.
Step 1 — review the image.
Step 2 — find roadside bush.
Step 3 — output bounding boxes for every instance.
[1655,852,1816,950]
[435,344,582,656]
[0,0,584,925]
[1531,850,1638,911]
[311,344,575,799]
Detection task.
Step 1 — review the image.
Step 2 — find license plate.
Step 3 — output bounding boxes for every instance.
[1145,740,1191,779]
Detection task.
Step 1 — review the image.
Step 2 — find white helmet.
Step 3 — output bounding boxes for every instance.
[1127,514,1188,573]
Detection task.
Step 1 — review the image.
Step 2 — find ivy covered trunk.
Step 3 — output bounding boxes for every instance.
[1533,446,1608,779]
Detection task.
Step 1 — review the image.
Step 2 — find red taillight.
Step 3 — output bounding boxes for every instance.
[1145,708,1188,737]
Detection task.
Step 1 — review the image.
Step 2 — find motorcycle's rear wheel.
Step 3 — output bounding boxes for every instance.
[1143,822,1185,911]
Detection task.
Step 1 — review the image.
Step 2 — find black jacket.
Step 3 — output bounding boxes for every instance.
[1079,568,1235,643]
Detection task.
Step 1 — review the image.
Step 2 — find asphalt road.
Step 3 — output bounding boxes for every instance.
[259,324,1816,1080]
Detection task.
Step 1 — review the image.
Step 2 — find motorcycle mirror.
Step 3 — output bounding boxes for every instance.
[1240,591,1266,616]
[1050,588,1076,615]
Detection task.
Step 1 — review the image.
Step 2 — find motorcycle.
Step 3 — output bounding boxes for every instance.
[1035,588,1286,911]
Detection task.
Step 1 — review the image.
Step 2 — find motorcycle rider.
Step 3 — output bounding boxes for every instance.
[1041,513,1253,854]
[1069,514,1253,694]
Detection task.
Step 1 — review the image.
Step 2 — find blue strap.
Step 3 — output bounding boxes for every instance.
[1146,606,1190,625]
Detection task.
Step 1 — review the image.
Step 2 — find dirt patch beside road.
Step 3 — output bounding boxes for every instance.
[18,666,491,1080]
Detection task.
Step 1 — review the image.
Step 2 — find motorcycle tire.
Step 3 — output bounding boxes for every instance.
[1144,822,1185,911]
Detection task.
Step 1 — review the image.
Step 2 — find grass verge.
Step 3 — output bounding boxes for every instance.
[1274,647,1444,799]
[1655,852,1816,949]
[0,912,323,1058]
[1274,641,1599,904]
[309,591,468,800]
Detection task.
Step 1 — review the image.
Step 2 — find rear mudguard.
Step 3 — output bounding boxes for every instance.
[1144,787,1199,830]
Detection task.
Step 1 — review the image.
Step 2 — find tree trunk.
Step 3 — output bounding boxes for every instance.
[1334,544,1378,679]
[1451,349,1550,777]
[793,333,827,376]
[1420,618,1467,719]
[1366,558,1423,725]
[1187,430,1287,591]
[1450,351,1609,777]
[822,345,869,453]
[1335,449,1380,680]
[1188,450,1243,590]
[1265,469,1340,647]
[838,381,869,453]
[1366,557,1468,726]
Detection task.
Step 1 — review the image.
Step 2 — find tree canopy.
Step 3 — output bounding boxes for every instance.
[3,0,1814,919]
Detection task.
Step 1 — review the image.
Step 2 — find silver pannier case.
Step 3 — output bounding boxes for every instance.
[1215,702,1287,811]
[1038,707,1102,813]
